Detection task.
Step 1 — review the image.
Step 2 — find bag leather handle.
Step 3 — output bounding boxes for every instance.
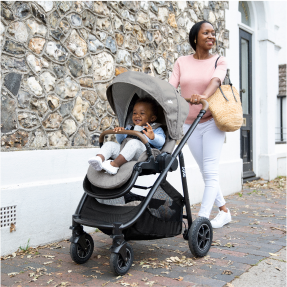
[214,56,221,70]
[215,56,237,102]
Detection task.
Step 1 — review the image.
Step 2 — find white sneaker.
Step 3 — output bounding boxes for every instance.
[88,156,103,171]
[210,208,232,228]
[102,160,119,175]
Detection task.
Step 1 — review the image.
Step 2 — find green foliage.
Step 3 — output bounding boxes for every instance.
[19,239,30,252]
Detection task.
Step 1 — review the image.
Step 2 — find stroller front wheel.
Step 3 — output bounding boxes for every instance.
[188,217,213,257]
[70,233,94,264]
[110,243,134,276]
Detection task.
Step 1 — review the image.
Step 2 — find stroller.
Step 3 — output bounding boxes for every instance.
[69,71,212,275]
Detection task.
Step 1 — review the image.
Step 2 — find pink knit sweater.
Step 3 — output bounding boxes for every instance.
[169,54,227,124]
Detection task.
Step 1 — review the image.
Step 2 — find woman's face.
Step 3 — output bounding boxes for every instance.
[196,23,216,50]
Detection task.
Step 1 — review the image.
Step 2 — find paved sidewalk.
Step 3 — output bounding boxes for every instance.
[232,247,286,287]
[1,177,286,287]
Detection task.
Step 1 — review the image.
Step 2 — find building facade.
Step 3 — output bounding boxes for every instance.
[1,1,286,255]
[228,1,286,181]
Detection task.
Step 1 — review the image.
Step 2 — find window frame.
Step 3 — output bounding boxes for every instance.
[276,95,286,144]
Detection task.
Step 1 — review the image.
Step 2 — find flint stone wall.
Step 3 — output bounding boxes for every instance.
[1,1,229,150]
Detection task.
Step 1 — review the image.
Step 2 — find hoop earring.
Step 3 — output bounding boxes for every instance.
[194,39,196,43]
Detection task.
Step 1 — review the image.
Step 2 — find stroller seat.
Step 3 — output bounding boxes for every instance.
[85,136,177,199]
[87,148,161,189]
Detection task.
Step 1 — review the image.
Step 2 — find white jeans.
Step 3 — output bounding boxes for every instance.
[99,139,146,162]
[183,119,226,219]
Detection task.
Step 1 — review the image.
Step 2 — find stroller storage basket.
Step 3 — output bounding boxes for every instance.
[97,180,184,241]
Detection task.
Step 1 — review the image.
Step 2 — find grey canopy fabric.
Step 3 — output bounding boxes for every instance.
[106,71,189,140]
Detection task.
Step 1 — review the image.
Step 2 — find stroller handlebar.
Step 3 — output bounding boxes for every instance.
[185,98,209,111]
[99,130,149,145]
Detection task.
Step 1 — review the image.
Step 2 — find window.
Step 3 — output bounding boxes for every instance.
[276,64,286,143]
[239,1,251,27]
[276,96,286,143]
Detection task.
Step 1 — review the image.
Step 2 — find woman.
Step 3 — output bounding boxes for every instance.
[169,20,231,228]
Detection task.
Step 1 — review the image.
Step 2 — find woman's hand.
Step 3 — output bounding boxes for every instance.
[189,94,207,105]
[113,127,125,132]
[143,123,155,140]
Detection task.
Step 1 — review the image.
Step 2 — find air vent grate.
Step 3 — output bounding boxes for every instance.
[1,206,17,228]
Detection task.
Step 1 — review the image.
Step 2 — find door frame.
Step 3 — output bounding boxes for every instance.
[239,28,257,180]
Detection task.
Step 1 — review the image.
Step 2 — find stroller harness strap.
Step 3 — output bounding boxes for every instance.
[121,123,162,150]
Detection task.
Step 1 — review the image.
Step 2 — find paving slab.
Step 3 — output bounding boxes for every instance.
[231,247,286,287]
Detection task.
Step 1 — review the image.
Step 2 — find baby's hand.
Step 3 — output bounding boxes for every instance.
[113,127,125,132]
[142,123,155,140]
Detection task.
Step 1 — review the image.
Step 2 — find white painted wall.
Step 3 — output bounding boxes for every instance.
[1,142,242,256]
[270,1,287,65]
[275,144,287,176]
[1,149,97,256]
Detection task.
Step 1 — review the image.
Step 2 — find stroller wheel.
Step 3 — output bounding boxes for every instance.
[110,243,134,276]
[70,233,94,264]
[188,217,213,257]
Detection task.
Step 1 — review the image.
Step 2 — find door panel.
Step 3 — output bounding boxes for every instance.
[239,29,256,179]
[241,38,249,114]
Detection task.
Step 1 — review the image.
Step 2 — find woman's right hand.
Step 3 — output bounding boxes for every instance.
[189,94,206,105]
[113,127,125,132]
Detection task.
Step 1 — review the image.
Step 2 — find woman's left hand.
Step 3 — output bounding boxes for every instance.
[189,94,207,105]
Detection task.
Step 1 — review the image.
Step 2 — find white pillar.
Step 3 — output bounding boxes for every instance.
[257,28,278,180]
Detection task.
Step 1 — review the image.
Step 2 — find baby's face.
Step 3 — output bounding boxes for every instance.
[132,102,156,126]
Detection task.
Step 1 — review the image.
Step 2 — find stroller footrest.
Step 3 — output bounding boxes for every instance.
[83,169,140,200]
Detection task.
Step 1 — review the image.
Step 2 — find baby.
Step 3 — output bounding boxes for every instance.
[88,97,166,175]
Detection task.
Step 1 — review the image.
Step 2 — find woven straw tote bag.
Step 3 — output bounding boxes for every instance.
[206,56,243,132]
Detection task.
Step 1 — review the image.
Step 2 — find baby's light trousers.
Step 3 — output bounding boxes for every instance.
[99,139,146,162]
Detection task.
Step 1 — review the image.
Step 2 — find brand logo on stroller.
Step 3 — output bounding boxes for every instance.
[182,167,186,177]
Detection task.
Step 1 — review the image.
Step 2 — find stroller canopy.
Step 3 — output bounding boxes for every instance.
[106,71,189,140]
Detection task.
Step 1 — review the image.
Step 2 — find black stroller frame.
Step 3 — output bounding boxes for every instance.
[69,72,213,275]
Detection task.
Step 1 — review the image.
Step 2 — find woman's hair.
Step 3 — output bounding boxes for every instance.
[135,97,158,118]
[189,20,214,51]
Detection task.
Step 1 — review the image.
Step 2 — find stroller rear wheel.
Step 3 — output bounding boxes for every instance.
[110,243,134,276]
[188,217,213,257]
[70,233,94,264]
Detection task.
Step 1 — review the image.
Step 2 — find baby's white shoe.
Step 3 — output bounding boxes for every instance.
[210,208,232,228]
[88,156,103,171]
[102,160,119,175]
